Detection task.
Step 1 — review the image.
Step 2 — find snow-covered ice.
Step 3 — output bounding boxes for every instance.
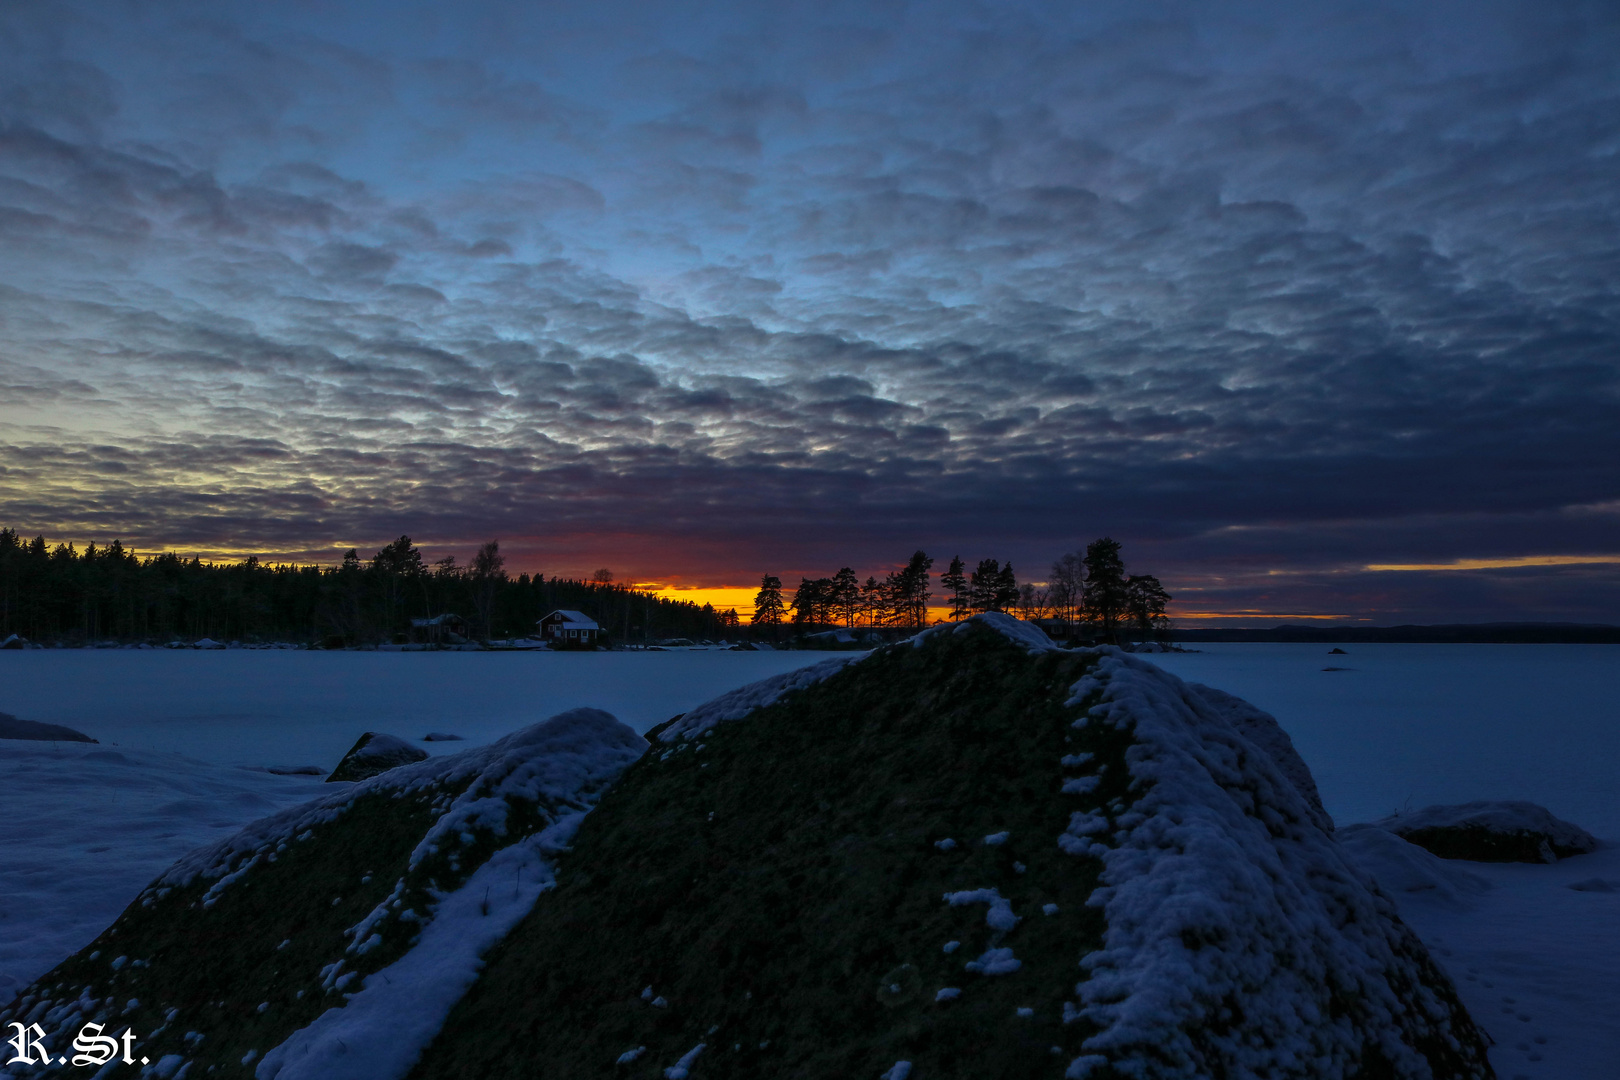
[0,649,833,764]
[1149,643,1620,834]
[0,741,324,1002]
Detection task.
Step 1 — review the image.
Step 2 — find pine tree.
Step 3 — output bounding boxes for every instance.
[1126,574,1172,640]
[751,574,785,632]
[860,575,887,627]
[1082,537,1129,642]
[895,550,933,627]
[968,558,1004,613]
[993,562,1019,612]
[791,578,829,628]
[941,556,968,621]
[831,567,861,627]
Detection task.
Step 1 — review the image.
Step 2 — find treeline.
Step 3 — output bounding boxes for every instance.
[0,530,741,645]
[753,538,1171,643]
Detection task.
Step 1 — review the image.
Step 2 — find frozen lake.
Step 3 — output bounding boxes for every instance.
[1150,643,1620,836]
[0,649,830,767]
[3,640,1618,1077]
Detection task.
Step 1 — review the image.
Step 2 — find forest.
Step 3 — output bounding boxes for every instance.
[0,529,1169,647]
[0,531,740,646]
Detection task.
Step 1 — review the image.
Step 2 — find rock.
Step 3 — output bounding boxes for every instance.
[416,618,1490,1080]
[265,765,325,776]
[422,732,464,742]
[1376,800,1598,863]
[1328,647,1348,654]
[325,731,429,782]
[1,633,28,649]
[193,638,226,650]
[0,712,97,743]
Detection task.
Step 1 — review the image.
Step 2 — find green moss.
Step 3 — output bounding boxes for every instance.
[411,627,1122,1080]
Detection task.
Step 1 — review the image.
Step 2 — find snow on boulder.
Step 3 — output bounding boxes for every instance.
[1337,824,1491,909]
[1,633,29,649]
[1375,800,1598,863]
[0,708,646,1080]
[1187,682,1332,828]
[326,731,429,782]
[1060,647,1490,1079]
[193,637,226,649]
[0,711,97,743]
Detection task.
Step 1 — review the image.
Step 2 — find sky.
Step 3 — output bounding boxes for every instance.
[1,0,1618,624]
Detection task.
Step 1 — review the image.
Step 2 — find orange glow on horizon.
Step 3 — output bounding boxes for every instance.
[1364,555,1620,572]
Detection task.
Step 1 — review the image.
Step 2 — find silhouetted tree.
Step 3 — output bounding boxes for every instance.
[894,550,933,627]
[968,558,1002,613]
[1048,550,1084,627]
[791,577,827,629]
[860,575,888,626]
[1126,573,1172,640]
[751,574,785,637]
[468,540,506,641]
[1082,537,1129,642]
[830,567,860,627]
[941,556,968,621]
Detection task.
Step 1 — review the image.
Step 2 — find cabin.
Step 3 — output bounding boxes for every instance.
[411,613,468,644]
[537,609,601,645]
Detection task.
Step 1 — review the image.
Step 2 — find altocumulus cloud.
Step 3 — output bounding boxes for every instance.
[1,0,1618,621]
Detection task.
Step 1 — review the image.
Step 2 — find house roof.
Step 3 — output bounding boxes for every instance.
[538,609,600,630]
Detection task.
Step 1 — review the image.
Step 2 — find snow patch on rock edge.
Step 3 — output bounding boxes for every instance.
[1064,647,1487,1079]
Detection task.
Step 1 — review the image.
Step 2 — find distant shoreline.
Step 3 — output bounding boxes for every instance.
[1173,623,1620,644]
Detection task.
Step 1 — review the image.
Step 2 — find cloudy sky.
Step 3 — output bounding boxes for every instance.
[2,0,1618,622]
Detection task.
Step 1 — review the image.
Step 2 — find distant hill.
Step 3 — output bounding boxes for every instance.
[2,615,1494,1080]
[1176,622,1620,644]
